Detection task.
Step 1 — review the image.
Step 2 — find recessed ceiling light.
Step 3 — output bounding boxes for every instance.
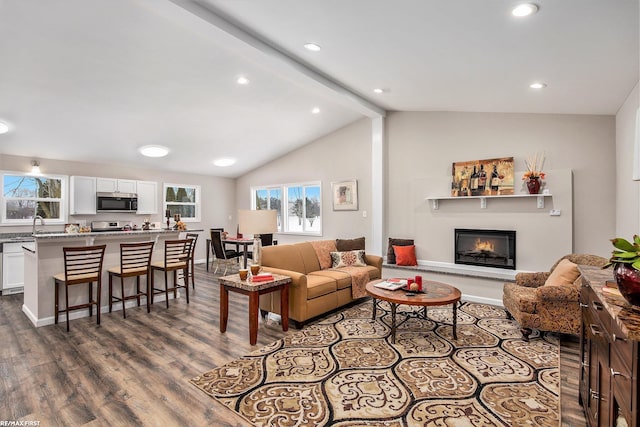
[213,158,236,167]
[236,76,250,85]
[0,121,9,134]
[529,82,547,89]
[304,43,321,52]
[512,3,539,17]
[311,107,321,114]
[373,88,385,94]
[139,145,169,157]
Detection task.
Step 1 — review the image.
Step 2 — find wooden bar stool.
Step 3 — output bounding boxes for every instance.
[107,241,155,318]
[54,244,107,332]
[151,239,192,309]
[185,233,198,289]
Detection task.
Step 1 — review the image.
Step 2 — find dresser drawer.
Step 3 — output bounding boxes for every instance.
[611,320,634,371]
[610,348,632,414]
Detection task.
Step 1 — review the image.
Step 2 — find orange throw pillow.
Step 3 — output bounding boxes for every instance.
[544,258,580,286]
[394,245,417,266]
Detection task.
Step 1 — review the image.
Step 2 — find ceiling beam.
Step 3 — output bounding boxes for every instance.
[169,0,386,118]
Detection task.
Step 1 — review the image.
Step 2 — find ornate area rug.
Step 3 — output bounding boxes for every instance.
[191,301,560,426]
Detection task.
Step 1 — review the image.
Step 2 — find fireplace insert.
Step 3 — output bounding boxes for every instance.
[454,229,516,270]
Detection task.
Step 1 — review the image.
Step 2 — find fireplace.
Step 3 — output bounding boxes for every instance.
[454,229,516,270]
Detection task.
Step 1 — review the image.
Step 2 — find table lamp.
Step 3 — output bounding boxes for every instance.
[238,209,277,266]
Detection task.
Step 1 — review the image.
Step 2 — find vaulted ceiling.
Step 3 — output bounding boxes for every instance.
[0,0,637,177]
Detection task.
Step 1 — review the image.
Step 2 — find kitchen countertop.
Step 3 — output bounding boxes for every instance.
[0,228,203,244]
[31,228,202,240]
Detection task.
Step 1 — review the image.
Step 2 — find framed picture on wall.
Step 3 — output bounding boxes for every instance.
[332,179,358,211]
[451,157,514,197]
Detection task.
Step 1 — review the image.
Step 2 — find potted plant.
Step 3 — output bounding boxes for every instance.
[605,236,640,305]
[522,152,546,194]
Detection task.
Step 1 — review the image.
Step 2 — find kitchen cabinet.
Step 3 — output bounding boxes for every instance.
[70,176,97,214]
[2,242,35,294]
[579,266,638,427]
[136,180,158,214]
[96,178,137,194]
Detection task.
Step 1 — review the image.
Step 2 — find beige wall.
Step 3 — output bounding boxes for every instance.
[235,118,373,247]
[238,111,616,273]
[615,82,640,238]
[0,154,236,262]
[386,111,616,271]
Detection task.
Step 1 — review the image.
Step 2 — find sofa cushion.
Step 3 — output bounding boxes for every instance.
[310,240,337,270]
[544,258,579,286]
[309,270,352,290]
[394,245,417,266]
[387,238,414,264]
[330,250,367,268]
[336,237,365,251]
[261,244,307,273]
[296,242,323,273]
[306,274,337,299]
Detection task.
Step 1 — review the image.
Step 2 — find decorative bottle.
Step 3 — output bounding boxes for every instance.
[490,165,500,193]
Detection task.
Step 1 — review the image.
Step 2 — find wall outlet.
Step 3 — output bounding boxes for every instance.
[362,210,367,218]
[549,209,561,216]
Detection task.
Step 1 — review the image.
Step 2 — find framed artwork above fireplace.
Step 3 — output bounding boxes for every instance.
[451,157,514,197]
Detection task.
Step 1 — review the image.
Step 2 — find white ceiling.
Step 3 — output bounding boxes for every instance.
[0,0,637,178]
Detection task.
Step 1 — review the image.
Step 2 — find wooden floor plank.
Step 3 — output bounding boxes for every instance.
[0,264,586,425]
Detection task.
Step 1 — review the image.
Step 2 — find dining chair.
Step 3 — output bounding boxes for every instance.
[151,239,192,309]
[210,230,241,275]
[107,241,155,318]
[185,233,198,289]
[53,244,107,332]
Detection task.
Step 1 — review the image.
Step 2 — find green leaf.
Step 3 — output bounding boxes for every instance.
[612,251,638,258]
[632,259,640,270]
[611,238,636,252]
[634,235,640,246]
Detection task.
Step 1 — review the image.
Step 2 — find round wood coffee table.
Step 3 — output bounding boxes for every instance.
[366,280,462,343]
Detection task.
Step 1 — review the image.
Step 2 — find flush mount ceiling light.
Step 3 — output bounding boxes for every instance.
[213,158,236,167]
[512,3,539,17]
[311,107,321,114]
[139,145,169,157]
[0,121,9,134]
[529,82,547,89]
[304,43,321,52]
[236,76,250,85]
[373,88,385,94]
[30,160,41,175]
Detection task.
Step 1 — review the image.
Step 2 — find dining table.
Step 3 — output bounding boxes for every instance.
[206,236,254,270]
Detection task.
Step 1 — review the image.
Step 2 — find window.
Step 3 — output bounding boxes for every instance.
[164,183,200,222]
[252,181,321,235]
[254,187,282,231]
[2,172,66,224]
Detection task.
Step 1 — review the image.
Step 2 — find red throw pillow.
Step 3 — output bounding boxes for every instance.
[393,245,417,266]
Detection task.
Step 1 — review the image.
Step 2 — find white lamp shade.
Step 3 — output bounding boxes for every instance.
[238,210,278,235]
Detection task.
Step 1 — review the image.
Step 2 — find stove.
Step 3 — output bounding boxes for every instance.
[91,220,133,232]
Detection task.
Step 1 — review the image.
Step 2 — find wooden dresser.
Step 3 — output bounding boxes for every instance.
[579,266,640,427]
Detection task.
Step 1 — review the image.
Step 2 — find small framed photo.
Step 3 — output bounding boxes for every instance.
[332,180,358,211]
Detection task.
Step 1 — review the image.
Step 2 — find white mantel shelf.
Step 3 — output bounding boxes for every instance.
[426,193,552,210]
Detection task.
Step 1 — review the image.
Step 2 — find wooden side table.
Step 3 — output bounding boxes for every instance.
[218,273,291,345]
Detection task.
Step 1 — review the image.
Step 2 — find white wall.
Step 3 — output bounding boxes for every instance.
[236,119,373,247]
[386,111,616,271]
[615,82,640,238]
[0,154,236,262]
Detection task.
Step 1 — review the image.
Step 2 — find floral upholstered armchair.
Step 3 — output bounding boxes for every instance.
[502,254,607,341]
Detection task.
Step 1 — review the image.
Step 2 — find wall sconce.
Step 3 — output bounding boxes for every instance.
[30,160,41,175]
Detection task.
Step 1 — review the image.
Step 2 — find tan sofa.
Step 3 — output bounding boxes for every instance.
[258,241,382,327]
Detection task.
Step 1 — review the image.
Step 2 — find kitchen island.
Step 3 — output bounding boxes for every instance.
[23,228,203,327]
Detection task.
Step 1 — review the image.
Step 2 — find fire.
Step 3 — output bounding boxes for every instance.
[474,238,494,252]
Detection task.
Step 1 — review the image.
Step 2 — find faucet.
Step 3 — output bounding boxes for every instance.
[32,215,44,235]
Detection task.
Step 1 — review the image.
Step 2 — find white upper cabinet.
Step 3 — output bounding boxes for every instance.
[136,180,158,214]
[96,178,137,194]
[70,176,97,214]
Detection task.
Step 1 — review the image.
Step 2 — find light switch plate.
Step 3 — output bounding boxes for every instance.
[549,209,561,216]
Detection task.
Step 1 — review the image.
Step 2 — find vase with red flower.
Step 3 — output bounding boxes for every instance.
[526,177,541,194]
[522,153,546,195]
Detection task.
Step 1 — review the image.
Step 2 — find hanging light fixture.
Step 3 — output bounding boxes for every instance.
[30,160,41,175]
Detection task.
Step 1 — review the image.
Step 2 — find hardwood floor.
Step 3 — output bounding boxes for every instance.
[0,265,586,426]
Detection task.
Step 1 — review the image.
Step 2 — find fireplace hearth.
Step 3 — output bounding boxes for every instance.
[455,229,516,270]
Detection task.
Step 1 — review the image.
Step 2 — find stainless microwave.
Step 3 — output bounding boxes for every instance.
[96,192,138,212]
